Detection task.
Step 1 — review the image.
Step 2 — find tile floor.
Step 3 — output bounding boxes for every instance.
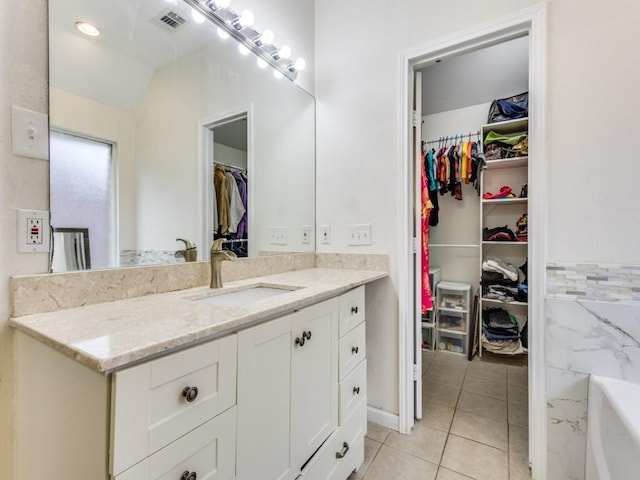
[349,351,531,480]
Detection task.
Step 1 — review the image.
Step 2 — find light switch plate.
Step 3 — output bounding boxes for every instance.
[12,106,49,160]
[17,209,50,253]
[269,226,288,245]
[347,224,372,245]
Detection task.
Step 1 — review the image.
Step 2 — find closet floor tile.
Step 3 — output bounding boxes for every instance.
[508,402,529,427]
[509,455,532,480]
[508,383,528,406]
[436,467,476,480]
[421,401,456,432]
[441,434,509,480]
[385,421,448,465]
[462,375,507,402]
[509,424,529,459]
[366,421,391,443]
[456,390,508,421]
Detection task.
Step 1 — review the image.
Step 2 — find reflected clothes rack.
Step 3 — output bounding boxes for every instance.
[213,162,248,257]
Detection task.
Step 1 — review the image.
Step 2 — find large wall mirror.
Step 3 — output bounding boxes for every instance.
[48,0,315,271]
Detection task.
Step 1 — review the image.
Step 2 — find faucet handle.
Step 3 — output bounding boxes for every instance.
[211,238,226,251]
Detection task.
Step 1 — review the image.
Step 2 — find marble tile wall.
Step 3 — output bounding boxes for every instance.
[546,262,640,479]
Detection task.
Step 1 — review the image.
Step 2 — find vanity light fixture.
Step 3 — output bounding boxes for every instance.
[75,21,101,37]
[182,0,303,81]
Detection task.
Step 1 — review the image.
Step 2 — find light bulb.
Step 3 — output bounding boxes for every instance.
[278,45,291,60]
[238,44,250,56]
[239,10,254,28]
[257,58,268,68]
[261,29,274,45]
[294,58,306,71]
[217,27,230,39]
[191,9,205,24]
[76,21,101,37]
[216,0,231,8]
[274,70,283,79]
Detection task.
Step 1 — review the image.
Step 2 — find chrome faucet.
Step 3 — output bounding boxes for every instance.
[210,238,237,288]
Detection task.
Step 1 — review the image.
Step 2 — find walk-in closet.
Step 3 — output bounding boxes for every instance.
[416,35,532,475]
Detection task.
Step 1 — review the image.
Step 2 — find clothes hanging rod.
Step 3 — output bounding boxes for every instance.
[214,161,247,172]
[222,238,248,244]
[423,131,481,145]
[429,244,480,248]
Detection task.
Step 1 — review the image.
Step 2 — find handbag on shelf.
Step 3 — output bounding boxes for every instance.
[487,92,529,123]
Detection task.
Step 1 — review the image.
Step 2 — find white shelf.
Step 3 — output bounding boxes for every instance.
[438,306,468,314]
[482,117,528,135]
[437,328,468,336]
[484,156,528,170]
[482,197,528,205]
[481,297,528,307]
[421,321,435,328]
[482,241,528,245]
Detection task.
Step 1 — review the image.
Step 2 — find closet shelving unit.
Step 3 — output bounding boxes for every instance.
[435,281,471,356]
[479,117,529,356]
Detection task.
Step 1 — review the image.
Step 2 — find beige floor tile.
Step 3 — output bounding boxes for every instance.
[449,410,508,451]
[423,382,461,409]
[508,402,528,427]
[456,390,508,421]
[462,375,507,401]
[507,383,528,406]
[509,455,532,480]
[467,359,507,383]
[366,421,391,443]
[385,421,448,465]
[441,434,508,480]
[509,424,529,458]
[353,438,382,479]
[424,368,466,389]
[507,366,528,387]
[422,400,456,432]
[365,445,438,480]
[436,467,475,479]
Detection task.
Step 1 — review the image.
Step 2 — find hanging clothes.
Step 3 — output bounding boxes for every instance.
[421,152,434,313]
[231,170,248,239]
[214,164,230,234]
[226,171,245,234]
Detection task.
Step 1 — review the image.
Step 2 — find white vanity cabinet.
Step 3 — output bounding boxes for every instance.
[237,285,367,480]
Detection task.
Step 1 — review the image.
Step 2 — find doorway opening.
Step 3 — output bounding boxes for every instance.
[398,6,547,478]
[200,110,251,258]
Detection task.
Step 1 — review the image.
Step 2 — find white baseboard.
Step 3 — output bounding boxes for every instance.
[367,406,399,432]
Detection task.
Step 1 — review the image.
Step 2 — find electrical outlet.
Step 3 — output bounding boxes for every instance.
[347,224,372,246]
[301,225,311,244]
[270,226,288,245]
[17,209,50,253]
[320,225,331,244]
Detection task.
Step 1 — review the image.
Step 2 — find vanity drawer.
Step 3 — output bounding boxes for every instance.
[338,322,366,380]
[110,334,237,476]
[114,406,236,480]
[301,395,366,480]
[339,286,365,336]
[338,360,367,426]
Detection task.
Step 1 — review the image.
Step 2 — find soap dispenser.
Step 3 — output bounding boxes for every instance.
[175,238,198,262]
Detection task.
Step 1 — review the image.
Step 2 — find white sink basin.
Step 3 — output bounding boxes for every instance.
[188,285,297,307]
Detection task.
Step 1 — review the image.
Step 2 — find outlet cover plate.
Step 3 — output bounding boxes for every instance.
[320,225,331,244]
[18,209,50,253]
[301,225,311,244]
[347,224,372,245]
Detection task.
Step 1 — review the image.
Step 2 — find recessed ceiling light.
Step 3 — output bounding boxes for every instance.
[76,21,101,37]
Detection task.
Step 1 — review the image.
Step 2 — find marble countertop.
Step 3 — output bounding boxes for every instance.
[10,268,387,373]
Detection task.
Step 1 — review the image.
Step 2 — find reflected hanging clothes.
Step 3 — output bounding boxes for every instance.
[421,151,433,313]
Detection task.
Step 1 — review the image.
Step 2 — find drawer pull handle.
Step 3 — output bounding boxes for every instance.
[351,345,359,355]
[353,386,360,395]
[295,336,305,347]
[181,471,197,480]
[182,386,199,403]
[336,441,350,459]
[351,306,359,314]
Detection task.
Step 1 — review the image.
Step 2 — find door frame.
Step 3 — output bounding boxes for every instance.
[397,4,547,477]
[198,105,253,259]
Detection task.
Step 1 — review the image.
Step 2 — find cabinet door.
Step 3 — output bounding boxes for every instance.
[237,313,297,480]
[291,298,339,471]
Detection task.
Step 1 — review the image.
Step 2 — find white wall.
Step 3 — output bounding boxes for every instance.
[0,1,49,477]
[316,0,640,418]
[214,143,248,170]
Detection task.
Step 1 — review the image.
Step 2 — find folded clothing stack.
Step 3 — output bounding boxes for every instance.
[481,258,527,302]
[481,308,526,354]
[483,225,517,242]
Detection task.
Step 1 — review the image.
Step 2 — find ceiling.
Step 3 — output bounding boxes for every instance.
[418,36,529,116]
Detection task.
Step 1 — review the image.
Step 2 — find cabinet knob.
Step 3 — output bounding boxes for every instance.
[295,336,305,347]
[353,386,360,395]
[181,471,197,480]
[351,306,359,314]
[335,441,350,459]
[303,330,312,341]
[182,386,199,403]
[351,345,359,355]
